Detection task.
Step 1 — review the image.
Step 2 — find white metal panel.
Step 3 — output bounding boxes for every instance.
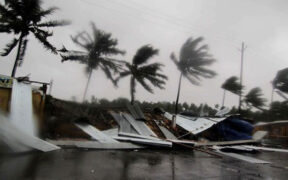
[164,112,226,135]
[0,115,60,152]
[213,146,270,164]
[102,128,119,137]
[10,81,37,136]
[48,140,144,149]
[114,136,172,147]
[242,145,288,153]
[74,123,119,143]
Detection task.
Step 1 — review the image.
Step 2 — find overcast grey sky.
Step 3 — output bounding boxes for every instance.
[0,0,287,108]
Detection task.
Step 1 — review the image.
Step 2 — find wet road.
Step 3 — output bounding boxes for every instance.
[0,149,288,180]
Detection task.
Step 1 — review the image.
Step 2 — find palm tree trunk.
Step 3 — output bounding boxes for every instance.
[130,76,135,104]
[11,34,24,78]
[222,90,226,108]
[82,70,93,102]
[175,73,183,115]
[270,87,274,105]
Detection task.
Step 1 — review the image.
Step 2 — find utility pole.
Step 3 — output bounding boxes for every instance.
[238,42,247,113]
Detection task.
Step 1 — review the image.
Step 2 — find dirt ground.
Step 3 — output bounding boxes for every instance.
[1,149,288,180]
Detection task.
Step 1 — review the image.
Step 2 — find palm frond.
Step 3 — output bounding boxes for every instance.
[61,54,87,63]
[132,45,158,65]
[99,64,117,86]
[172,37,216,85]
[135,76,153,93]
[273,67,288,93]
[0,25,11,33]
[145,74,166,89]
[37,20,70,27]
[71,31,92,50]
[33,31,57,54]
[1,38,19,56]
[245,87,267,109]
[222,76,243,95]
[36,6,58,17]
[115,70,131,83]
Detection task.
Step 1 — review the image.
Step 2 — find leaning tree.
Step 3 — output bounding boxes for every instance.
[170,37,217,114]
[0,0,69,77]
[59,23,125,102]
[221,76,243,107]
[244,87,267,111]
[116,45,167,104]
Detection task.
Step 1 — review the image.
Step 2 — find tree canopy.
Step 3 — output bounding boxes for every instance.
[116,45,167,104]
[170,37,217,85]
[0,0,69,76]
[221,76,243,95]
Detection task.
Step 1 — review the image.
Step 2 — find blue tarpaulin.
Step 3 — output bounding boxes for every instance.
[215,117,253,141]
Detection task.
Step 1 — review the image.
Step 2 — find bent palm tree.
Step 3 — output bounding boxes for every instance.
[116,45,167,104]
[171,37,217,114]
[221,76,243,107]
[272,67,288,94]
[0,0,69,77]
[244,87,267,111]
[59,23,125,102]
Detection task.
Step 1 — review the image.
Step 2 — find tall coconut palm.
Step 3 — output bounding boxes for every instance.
[244,87,267,111]
[59,23,125,102]
[116,45,167,104]
[170,37,217,114]
[0,0,69,77]
[221,76,243,107]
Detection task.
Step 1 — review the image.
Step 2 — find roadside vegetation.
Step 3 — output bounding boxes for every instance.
[1,0,288,123]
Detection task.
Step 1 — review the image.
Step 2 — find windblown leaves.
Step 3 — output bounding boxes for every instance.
[222,76,243,95]
[0,0,69,67]
[171,37,216,85]
[60,22,125,85]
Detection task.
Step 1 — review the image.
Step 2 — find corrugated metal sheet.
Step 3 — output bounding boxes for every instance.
[74,123,119,143]
[164,112,226,135]
[10,81,37,136]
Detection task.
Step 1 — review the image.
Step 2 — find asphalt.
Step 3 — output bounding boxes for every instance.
[0,149,288,180]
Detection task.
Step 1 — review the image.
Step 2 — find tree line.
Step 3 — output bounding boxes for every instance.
[1,0,288,121]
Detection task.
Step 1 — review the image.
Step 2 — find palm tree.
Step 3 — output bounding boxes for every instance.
[170,37,217,114]
[116,45,167,104]
[244,87,267,111]
[272,67,288,94]
[59,23,125,102]
[0,0,69,77]
[221,76,243,107]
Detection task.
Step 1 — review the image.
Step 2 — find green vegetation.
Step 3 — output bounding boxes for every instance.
[1,1,287,123]
[0,0,69,77]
